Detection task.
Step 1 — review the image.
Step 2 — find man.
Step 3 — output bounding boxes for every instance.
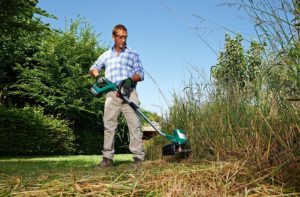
[89,24,144,167]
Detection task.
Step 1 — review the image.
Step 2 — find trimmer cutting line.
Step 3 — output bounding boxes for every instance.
[90,78,191,159]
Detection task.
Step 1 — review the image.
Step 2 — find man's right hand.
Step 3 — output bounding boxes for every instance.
[96,76,106,87]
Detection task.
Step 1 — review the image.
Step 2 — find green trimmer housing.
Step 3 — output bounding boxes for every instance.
[90,78,191,158]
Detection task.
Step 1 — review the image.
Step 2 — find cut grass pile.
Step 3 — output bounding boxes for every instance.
[0,155,298,196]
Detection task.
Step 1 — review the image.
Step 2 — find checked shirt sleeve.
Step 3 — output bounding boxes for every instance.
[132,53,144,81]
[89,51,108,72]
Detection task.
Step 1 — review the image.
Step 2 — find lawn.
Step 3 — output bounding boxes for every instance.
[0,155,298,196]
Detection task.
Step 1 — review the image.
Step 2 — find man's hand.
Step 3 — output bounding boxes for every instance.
[120,78,133,88]
[118,77,133,97]
[96,75,106,87]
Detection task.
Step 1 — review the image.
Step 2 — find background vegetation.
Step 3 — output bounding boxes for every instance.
[0,105,75,155]
[146,0,300,190]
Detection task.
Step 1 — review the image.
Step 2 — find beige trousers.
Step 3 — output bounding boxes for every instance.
[102,89,145,160]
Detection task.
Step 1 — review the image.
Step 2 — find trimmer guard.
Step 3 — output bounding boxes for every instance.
[162,143,191,159]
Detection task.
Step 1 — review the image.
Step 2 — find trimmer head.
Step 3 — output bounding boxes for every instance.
[162,129,191,159]
[162,142,191,159]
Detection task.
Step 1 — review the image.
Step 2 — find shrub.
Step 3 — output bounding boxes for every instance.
[0,105,75,155]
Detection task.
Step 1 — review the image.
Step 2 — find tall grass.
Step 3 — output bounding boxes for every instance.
[239,0,300,100]
[146,70,300,188]
[146,0,300,189]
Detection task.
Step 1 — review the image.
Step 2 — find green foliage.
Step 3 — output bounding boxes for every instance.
[7,19,104,106]
[0,105,75,155]
[5,19,107,154]
[0,1,108,154]
[212,34,264,96]
[241,0,300,100]
[212,34,246,88]
[146,70,300,183]
[0,0,53,36]
[146,1,300,183]
[0,0,53,92]
[140,109,163,124]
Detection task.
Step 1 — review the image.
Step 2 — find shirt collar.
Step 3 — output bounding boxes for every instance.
[111,46,128,53]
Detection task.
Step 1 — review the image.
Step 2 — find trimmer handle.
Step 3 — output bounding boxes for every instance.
[90,79,117,97]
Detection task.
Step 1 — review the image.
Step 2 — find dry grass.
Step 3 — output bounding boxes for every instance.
[0,158,298,196]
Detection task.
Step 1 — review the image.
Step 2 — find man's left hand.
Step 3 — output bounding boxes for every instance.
[118,77,133,97]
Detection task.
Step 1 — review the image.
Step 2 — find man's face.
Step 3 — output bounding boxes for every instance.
[113,29,127,50]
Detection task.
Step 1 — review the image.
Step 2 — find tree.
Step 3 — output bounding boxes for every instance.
[212,33,264,102]
[212,34,246,90]
[6,19,108,153]
[0,0,53,99]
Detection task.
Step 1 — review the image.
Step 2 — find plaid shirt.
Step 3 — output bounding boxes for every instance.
[90,46,144,85]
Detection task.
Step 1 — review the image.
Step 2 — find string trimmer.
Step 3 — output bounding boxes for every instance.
[90,78,191,159]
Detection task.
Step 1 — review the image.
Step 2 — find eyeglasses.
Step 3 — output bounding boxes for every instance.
[115,35,128,40]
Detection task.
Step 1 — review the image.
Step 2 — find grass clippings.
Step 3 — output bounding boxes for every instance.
[0,156,298,196]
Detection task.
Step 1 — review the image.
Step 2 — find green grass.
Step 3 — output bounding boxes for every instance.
[0,154,133,176]
[0,154,144,196]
